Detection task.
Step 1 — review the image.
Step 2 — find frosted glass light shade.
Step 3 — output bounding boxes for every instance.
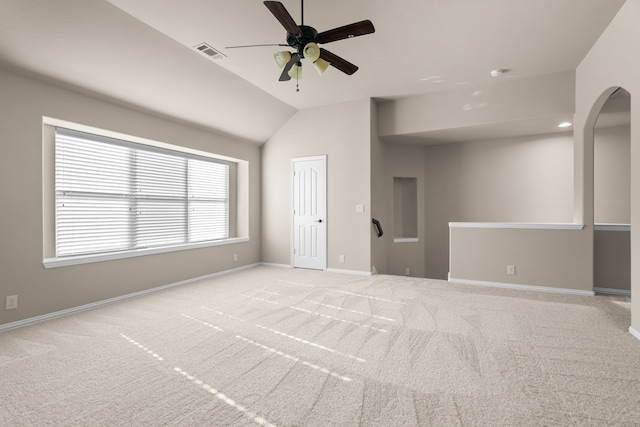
[288,64,302,79]
[303,42,320,62]
[314,58,330,75]
[274,51,291,68]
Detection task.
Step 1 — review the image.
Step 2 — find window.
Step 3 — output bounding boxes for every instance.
[55,127,229,257]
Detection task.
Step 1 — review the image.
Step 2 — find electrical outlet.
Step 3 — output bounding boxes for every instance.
[233,253,238,262]
[507,265,516,275]
[5,295,18,310]
[339,255,345,263]
[405,268,410,276]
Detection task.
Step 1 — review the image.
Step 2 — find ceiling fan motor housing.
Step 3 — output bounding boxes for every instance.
[287,25,318,58]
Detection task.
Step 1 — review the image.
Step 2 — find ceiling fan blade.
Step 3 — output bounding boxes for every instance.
[264,1,302,35]
[319,48,358,75]
[316,20,375,44]
[226,43,288,49]
[279,54,299,81]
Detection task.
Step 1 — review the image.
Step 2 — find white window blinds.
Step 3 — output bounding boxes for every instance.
[55,128,229,257]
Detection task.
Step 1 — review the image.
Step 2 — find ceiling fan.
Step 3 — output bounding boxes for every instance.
[227,1,375,88]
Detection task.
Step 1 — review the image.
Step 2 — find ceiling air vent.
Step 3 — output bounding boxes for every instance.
[194,43,226,60]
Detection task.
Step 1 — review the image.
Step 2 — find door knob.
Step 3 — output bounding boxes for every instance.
[314,219,323,223]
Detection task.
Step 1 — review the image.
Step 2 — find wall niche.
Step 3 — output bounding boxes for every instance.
[393,177,417,241]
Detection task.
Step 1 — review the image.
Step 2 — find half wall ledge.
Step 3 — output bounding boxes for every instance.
[449,222,585,230]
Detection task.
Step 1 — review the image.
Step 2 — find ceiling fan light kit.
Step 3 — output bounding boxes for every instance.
[231,1,375,89]
[288,63,302,80]
[313,58,330,75]
[303,42,320,62]
[274,51,292,68]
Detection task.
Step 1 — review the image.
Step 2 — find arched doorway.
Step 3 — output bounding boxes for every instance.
[592,87,631,297]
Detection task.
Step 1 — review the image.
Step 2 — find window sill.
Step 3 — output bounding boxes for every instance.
[43,237,250,269]
[393,237,419,243]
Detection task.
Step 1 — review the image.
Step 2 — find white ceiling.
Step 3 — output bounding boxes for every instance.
[0,0,627,144]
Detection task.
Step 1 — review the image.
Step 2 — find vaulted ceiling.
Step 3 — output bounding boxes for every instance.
[0,0,626,143]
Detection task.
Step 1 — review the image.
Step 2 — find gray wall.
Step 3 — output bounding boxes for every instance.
[595,125,631,224]
[594,229,630,291]
[450,226,592,291]
[376,130,578,281]
[384,143,426,277]
[0,67,261,326]
[261,99,373,273]
[378,72,575,140]
[370,101,390,274]
[392,122,629,285]
[424,133,574,279]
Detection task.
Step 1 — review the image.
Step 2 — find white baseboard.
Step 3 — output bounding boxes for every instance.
[259,263,371,276]
[260,263,371,276]
[0,263,261,333]
[260,263,291,269]
[594,287,631,296]
[448,276,595,296]
[630,326,640,341]
[326,268,373,276]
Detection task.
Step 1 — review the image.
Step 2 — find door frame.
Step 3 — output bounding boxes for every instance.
[291,155,327,270]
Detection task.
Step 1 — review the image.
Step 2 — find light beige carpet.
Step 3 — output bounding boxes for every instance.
[1,266,639,426]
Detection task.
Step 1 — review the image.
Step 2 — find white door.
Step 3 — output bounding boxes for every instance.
[292,156,326,270]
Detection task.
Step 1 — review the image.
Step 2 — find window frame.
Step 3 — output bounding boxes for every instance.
[42,118,247,269]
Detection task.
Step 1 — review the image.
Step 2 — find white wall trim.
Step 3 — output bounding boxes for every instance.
[629,327,640,341]
[260,262,292,269]
[448,275,595,296]
[261,264,370,276]
[0,263,260,333]
[594,287,631,296]
[594,223,631,232]
[326,268,373,276]
[448,222,584,230]
[393,237,419,243]
[44,237,250,268]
